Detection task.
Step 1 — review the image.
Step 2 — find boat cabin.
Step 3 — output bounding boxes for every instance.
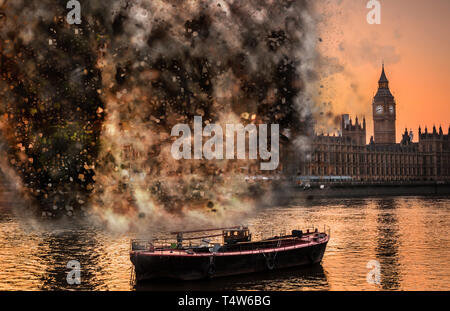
[222,227,251,245]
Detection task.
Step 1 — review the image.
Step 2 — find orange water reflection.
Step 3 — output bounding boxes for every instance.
[0,193,449,291]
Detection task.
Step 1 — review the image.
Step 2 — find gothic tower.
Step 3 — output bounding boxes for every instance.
[372,64,396,144]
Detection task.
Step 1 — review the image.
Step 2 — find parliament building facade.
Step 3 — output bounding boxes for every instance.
[298,65,450,183]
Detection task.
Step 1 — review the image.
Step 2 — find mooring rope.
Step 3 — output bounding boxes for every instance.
[262,238,282,270]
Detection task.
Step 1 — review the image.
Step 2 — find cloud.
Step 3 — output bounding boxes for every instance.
[338,38,401,67]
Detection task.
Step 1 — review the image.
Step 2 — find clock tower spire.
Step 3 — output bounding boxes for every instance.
[373,63,396,144]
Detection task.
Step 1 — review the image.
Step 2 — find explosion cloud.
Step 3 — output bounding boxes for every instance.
[0,0,319,232]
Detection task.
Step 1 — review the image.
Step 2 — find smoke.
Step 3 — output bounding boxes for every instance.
[0,0,319,232]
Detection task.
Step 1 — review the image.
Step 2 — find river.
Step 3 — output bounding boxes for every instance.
[0,194,448,291]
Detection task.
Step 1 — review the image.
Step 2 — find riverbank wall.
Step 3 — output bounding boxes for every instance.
[289,181,450,199]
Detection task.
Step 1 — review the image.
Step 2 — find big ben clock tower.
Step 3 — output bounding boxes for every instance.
[372,64,396,144]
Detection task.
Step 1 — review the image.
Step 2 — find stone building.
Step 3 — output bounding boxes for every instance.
[298,65,450,183]
[373,64,396,144]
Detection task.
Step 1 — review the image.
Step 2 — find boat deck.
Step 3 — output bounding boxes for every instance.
[132,234,329,257]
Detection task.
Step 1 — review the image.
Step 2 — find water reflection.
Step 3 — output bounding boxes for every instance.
[37,229,106,291]
[0,195,449,291]
[135,264,329,291]
[375,199,401,290]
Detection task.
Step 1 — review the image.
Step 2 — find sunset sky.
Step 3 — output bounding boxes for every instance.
[315,0,450,142]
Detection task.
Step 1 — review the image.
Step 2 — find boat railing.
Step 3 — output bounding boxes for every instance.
[131,225,331,253]
[259,224,330,240]
[131,239,177,252]
[130,239,152,251]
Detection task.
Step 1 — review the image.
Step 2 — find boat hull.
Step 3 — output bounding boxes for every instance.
[131,239,328,281]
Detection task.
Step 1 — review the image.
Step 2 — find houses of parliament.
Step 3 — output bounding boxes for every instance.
[121,64,449,183]
[298,65,450,183]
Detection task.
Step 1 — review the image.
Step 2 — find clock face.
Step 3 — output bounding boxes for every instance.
[376,105,384,114]
[389,105,394,114]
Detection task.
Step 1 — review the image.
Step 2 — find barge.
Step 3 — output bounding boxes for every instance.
[130,226,329,281]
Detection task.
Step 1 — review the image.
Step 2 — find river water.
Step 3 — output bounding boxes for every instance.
[0,194,448,291]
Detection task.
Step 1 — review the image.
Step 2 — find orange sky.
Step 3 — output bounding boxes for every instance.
[315,0,450,142]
